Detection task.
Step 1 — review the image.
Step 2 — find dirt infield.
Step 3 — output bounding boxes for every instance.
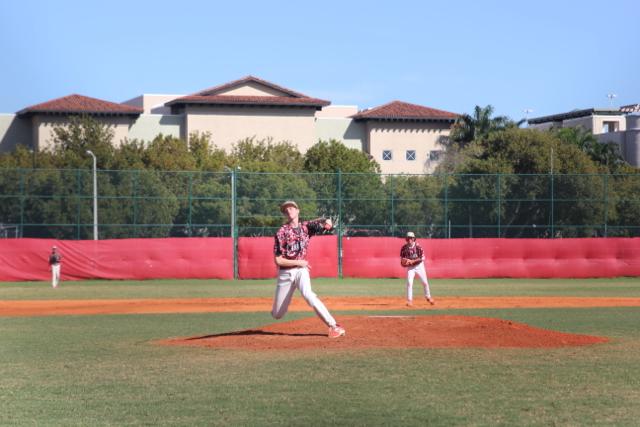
[162,315,609,350]
[2,296,640,317]
[1,296,618,349]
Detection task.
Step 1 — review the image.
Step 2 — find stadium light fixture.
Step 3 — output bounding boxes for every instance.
[523,109,533,127]
[86,150,98,240]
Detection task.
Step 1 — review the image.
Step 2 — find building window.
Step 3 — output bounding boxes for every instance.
[429,150,444,161]
[382,150,392,161]
[406,150,416,161]
[602,121,619,133]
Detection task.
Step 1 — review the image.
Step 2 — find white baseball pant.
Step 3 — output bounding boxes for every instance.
[271,267,337,327]
[51,264,61,288]
[406,262,431,302]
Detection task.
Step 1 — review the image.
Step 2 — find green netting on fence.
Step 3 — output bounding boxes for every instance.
[1,169,640,239]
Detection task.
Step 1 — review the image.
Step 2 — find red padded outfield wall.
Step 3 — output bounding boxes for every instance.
[342,237,640,279]
[0,238,233,281]
[1,237,639,281]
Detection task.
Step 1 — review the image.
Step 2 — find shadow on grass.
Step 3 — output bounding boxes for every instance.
[185,330,326,340]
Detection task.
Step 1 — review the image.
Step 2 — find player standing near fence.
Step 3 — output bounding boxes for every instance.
[400,232,434,307]
[272,200,346,338]
[48,246,63,288]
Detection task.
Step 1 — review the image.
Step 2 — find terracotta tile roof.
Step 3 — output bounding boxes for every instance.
[192,75,310,98]
[166,95,330,108]
[166,76,330,109]
[351,100,458,121]
[17,94,143,116]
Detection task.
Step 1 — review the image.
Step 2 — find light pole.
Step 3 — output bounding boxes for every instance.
[523,108,533,126]
[86,150,98,240]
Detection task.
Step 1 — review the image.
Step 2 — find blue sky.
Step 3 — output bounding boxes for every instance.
[2,0,638,121]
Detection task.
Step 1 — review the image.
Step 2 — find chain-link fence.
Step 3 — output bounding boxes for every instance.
[1,168,640,239]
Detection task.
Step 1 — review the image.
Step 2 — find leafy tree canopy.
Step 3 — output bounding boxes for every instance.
[303,139,381,173]
[457,128,599,175]
[188,131,228,171]
[50,115,116,169]
[143,134,197,171]
[230,137,303,172]
[553,126,627,172]
[449,105,521,148]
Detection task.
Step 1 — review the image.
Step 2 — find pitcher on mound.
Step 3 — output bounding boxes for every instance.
[272,200,345,338]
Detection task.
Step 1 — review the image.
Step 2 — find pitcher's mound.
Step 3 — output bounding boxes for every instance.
[163,315,608,350]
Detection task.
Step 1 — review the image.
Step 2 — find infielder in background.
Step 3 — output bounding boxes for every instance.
[400,231,434,306]
[272,200,346,338]
[48,245,63,288]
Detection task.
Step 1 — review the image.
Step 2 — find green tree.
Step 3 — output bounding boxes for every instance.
[606,172,640,237]
[303,139,381,174]
[28,116,119,238]
[188,132,228,171]
[449,105,517,147]
[143,134,196,171]
[553,127,626,170]
[51,115,116,169]
[0,144,55,169]
[303,140,386,233]
[140,135,197,235]
[113,139,147,170]
[230,137,304,172]
[189,171,230,237]
[227,137,315,234]
[385,175,445,237]
[446,128,604,237]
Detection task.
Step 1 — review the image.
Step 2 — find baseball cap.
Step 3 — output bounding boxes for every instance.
[280,200,299,213]
[406,231,416,239]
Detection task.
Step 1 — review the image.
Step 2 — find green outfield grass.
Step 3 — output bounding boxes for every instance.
[1,278,640,426]
[2,277,640,299]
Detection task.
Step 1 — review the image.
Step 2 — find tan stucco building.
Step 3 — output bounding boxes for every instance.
[14,94,143,151]
[164,77,329,153]
[352,101,457,174]
[1,76,460,174]
[528,105,640,167]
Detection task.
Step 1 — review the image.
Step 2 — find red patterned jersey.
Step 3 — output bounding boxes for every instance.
[274,220,324,260]
[48,253,62,265]
[400,242,424,263]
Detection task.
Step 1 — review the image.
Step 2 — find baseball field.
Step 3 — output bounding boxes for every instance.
[2,277,640,426]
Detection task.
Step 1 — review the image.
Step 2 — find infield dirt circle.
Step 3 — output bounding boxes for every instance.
[163,314,609,350]
[2,296,629,350]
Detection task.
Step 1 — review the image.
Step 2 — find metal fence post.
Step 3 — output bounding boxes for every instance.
[604,174,608,237]
[390,176,396,236]
[550,173,555,238]
[337,169,343,278]
[444,174,449,238]
[497,173,501,237]
[19,168,25,238]
[133,170,139,238]
[76,169,81,239]
[187,172,193,236]
[232,168,238,279]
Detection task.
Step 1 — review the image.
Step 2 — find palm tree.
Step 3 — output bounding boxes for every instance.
[449,105,515,147]
[553,126,624,169]
[590,140,624,168]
